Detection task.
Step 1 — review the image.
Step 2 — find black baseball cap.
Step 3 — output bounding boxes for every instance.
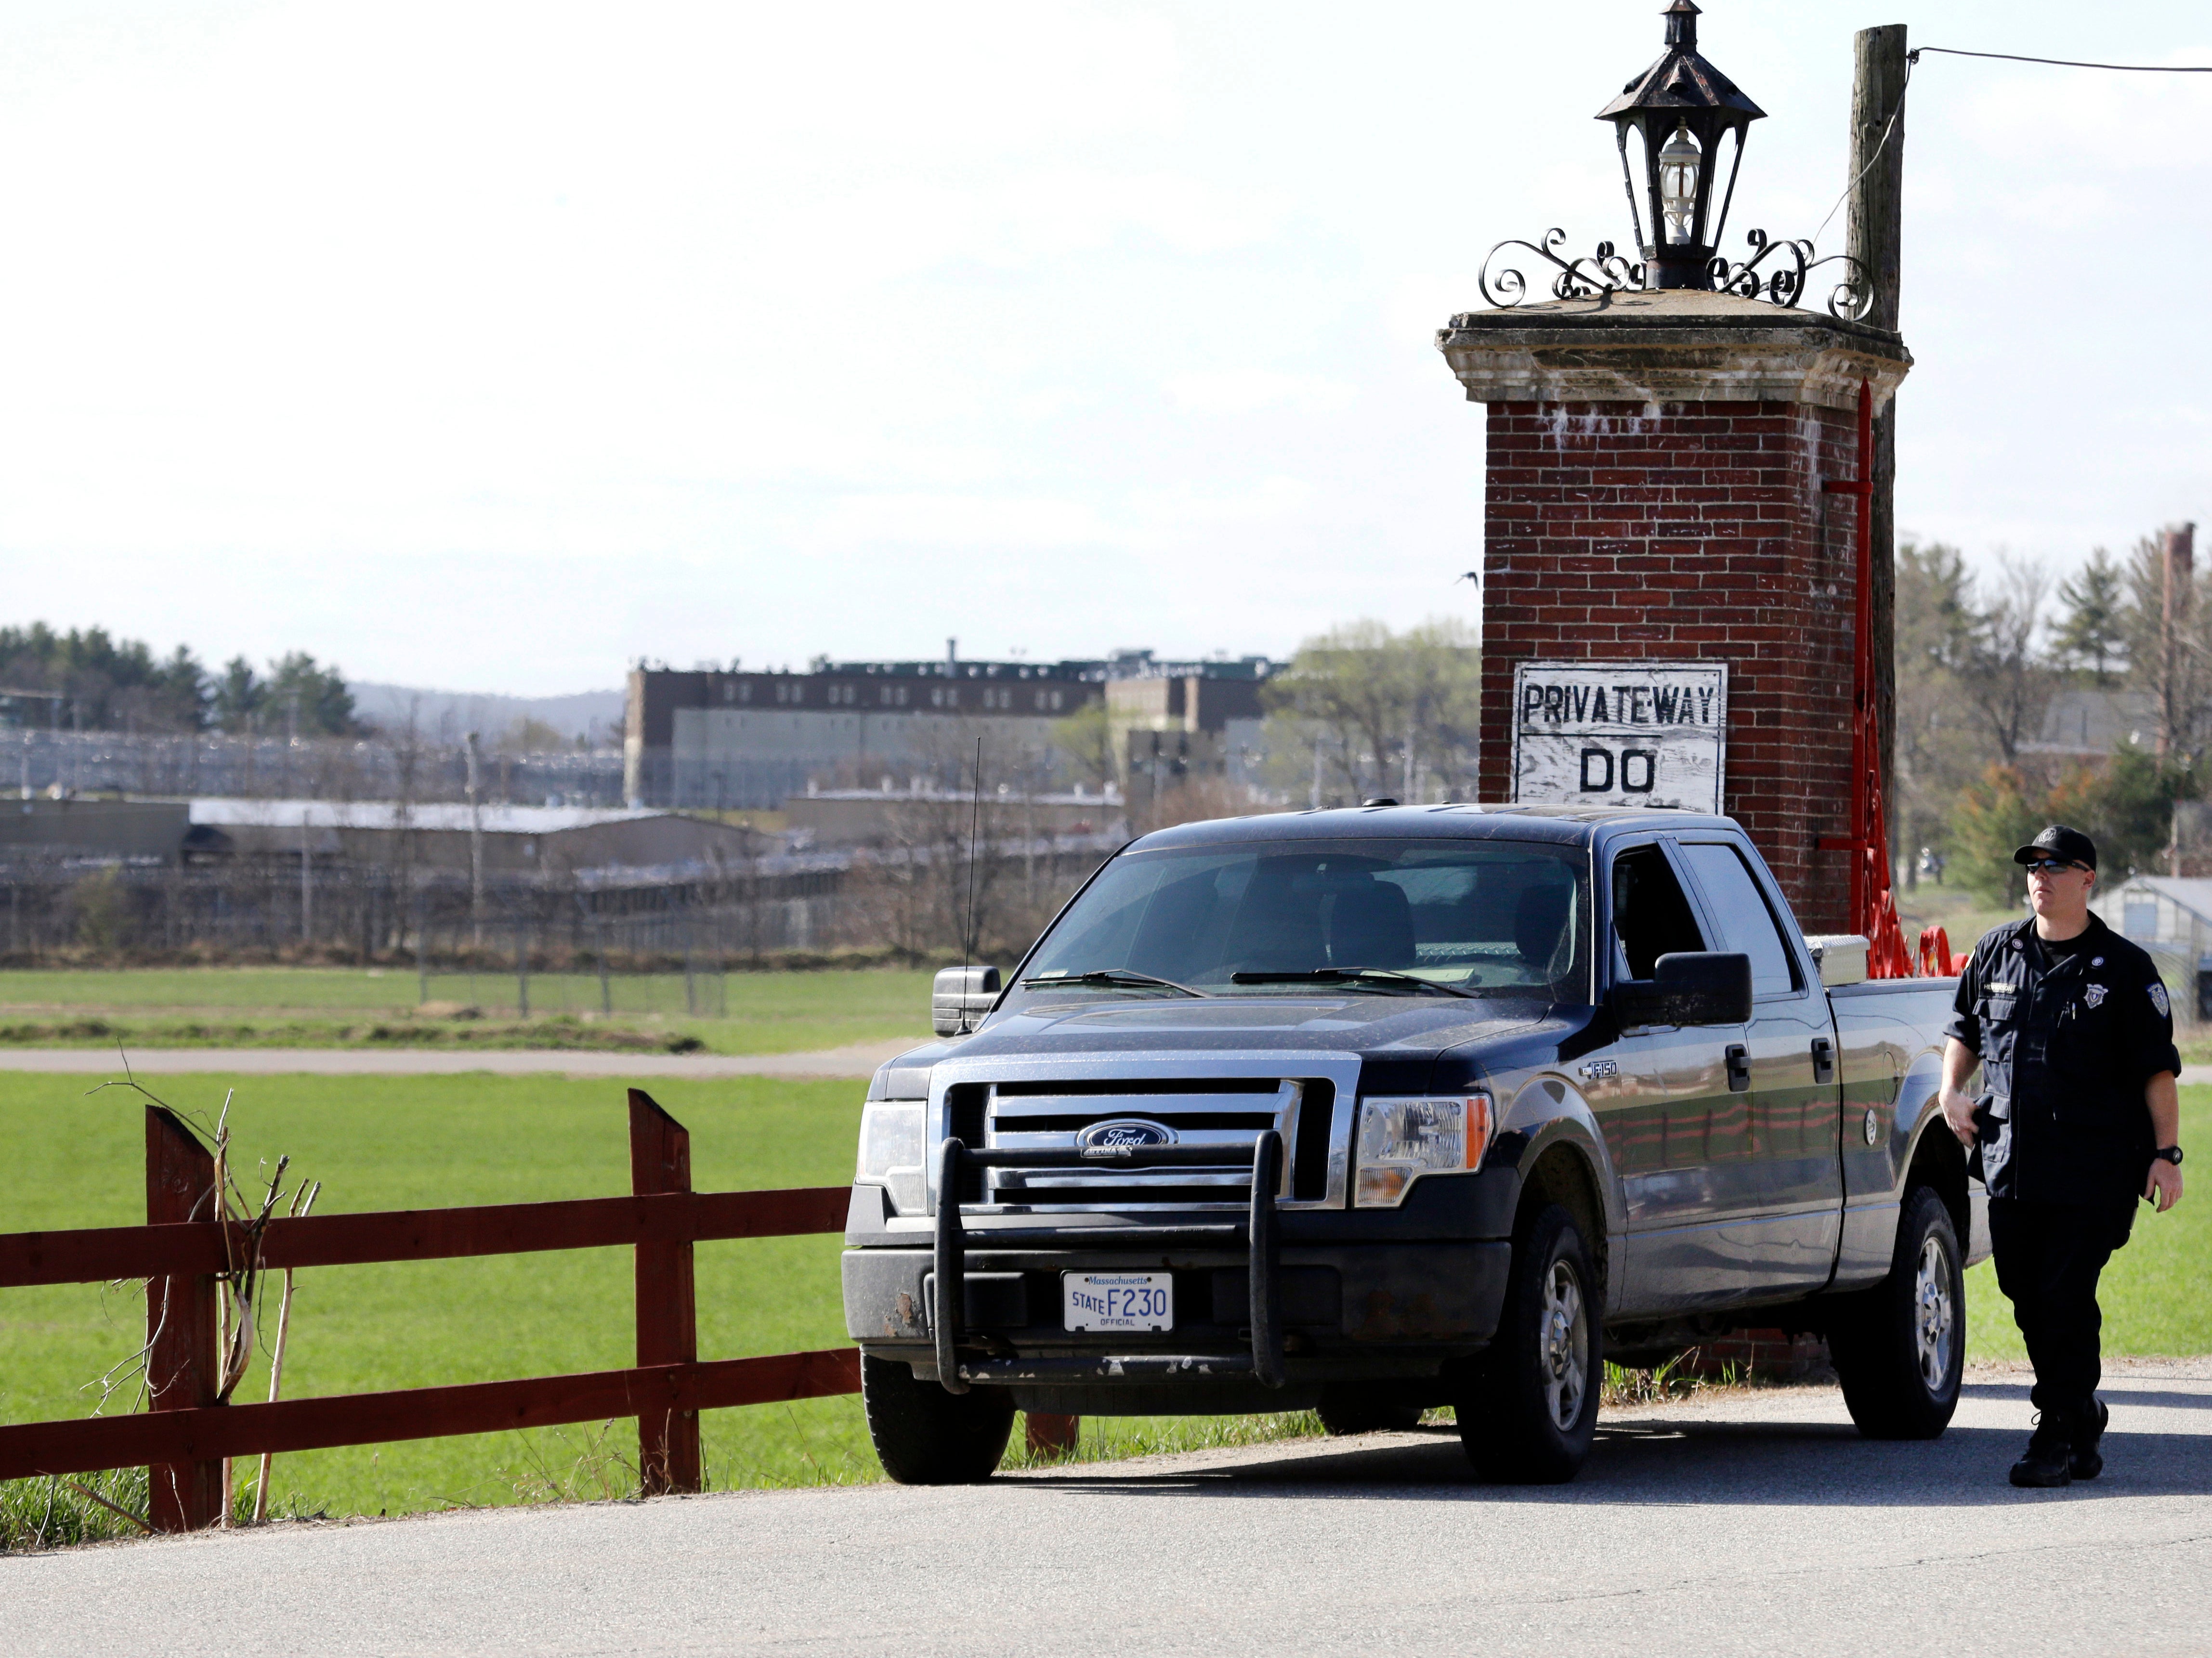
[2013,824,2097,871]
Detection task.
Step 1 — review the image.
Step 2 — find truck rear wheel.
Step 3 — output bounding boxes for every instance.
[860,1353,1016,1484]
[1828,1184,1964,1440]
[1315,1385,1424,1436]
[1457,1203,1600,1484]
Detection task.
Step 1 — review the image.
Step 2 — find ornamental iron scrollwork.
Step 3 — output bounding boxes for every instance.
[1478,229,1643,309]
[1475,226,1873,323]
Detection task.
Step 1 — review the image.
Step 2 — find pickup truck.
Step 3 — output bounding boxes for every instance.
[841,805,1988,1484]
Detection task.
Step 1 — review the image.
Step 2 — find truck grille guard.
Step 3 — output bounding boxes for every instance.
[931,1133,1284,1395]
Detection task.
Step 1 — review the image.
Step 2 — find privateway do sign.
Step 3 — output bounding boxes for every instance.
[1511,662,1728,814]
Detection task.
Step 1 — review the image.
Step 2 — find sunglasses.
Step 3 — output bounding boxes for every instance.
[2023,858,2088,875]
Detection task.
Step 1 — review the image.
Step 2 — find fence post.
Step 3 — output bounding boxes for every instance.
[1025,1412,1080,1459]
[629,1088,700,1495]
[594,906,612,1016]
[144,1106,224,1531]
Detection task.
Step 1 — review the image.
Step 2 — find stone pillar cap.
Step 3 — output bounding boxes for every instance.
[1437,288,1909,413]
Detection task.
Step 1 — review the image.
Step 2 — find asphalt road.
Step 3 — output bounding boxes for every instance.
[7,1358,2209,1657]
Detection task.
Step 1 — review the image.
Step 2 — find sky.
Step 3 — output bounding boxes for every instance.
[0,0,2206,696]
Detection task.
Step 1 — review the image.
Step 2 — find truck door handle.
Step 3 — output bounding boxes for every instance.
[1811,1037,1835,1084]
[1725,1044,1751,1092]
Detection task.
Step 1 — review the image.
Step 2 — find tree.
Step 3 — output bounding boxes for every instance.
[1892,541,1984,883]
[2051,548,2129,684]
[266,652,358,738]
[0,623,209,731]
[1950,766,2046,906]
[1048,703,1118,796]
[1260,617,1480,807]
[2043,747,2194,883]
[500,716,566,754]
[213,656,266,732]
[1958,554,2055,766]
[2119,529,2212,780]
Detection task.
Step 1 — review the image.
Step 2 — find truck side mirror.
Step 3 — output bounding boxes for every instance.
[1609,951,1753,1028]
[932,966,1002,1037]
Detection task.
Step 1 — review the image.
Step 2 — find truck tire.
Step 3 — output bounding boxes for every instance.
[1315,1385,1424,1436]
[1828,1184,1964,1440]
[860,1354,1016,1484]
[1457,1203,1601,1484]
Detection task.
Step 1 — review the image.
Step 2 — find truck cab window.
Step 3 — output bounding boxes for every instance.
[1677,842,1801,996]
[1610,846,1705,979]
[1017,839,1592,1001]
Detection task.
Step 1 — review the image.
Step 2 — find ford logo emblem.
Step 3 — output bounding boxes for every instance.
[1078,1119,1177,1149]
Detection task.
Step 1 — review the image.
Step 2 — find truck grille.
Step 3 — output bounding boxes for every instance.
[946,1075,1337,1209]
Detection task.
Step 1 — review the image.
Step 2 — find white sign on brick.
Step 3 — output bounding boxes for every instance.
[1511,662,1728,813]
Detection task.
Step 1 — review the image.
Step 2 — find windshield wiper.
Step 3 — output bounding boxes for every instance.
[1230,968,1478,999]
[1019,968,1210,998]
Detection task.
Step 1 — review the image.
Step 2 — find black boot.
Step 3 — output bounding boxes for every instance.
[2009,1414,2073,1488]
[2068,1398,2109,1481]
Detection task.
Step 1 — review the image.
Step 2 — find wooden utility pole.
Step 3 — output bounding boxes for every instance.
[1846,25,1907,852]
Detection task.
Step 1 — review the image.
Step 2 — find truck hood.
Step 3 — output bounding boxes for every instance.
[878,993,1590,1096]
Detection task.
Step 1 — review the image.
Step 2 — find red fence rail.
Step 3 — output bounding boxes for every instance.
[0,1090,861,1531]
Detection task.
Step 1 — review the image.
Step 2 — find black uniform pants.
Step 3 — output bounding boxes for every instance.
[1987,1196,2137,1417]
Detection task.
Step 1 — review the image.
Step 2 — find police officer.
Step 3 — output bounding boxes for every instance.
[1940,824,2187,1487]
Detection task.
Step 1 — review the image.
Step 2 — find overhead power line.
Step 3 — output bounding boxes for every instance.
[1808,43,2210,262]
[1911,46,2212,73]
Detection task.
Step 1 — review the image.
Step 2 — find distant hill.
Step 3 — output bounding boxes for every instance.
[346,682,626,746]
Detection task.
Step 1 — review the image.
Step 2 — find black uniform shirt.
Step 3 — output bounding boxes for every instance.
[1946,914,2179,1204]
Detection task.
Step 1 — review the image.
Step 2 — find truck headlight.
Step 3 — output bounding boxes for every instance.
[855,1102,926,1214]
[1354,1094,1493,1208]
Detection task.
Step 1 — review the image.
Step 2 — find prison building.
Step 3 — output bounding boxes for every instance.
[624,653,1111,809]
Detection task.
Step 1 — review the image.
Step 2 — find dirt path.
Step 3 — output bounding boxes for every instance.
[0,1037,918,1079]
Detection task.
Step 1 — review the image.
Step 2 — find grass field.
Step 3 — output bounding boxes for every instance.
[1963,1088,2212,1362]
[1891,886,2022,961]
[0,1069,1316,1537]
[3,1073,2203,1541]
[0,966,936,1054]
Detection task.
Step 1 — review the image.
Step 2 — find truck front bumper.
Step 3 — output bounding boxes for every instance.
[844,1240,1510,1366]
[845,1134,1512,1412]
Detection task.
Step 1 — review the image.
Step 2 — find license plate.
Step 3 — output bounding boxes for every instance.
[1062,1271,1174,1332]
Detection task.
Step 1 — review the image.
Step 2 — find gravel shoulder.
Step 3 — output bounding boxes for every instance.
[7,1358,2208,1657]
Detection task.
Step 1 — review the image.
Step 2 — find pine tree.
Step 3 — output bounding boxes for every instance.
[2052,548,2128,684]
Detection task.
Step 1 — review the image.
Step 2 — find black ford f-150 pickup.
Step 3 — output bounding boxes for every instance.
[841,805,1986,1483]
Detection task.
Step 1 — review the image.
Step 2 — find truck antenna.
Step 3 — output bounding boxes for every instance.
[960,736,983,1024]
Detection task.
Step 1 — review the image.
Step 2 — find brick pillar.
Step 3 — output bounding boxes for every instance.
[1437,290,1911,934]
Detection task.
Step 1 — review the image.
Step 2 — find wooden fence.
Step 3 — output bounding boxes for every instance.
[0,1090,860,1531]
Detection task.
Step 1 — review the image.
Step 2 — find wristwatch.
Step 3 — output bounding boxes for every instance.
[2153,1146,2185,1166]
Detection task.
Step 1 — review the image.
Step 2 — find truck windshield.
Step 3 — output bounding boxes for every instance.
[1021,839,1592,1002]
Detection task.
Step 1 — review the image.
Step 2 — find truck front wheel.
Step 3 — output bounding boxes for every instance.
[860,1354,1017,1484]
[1828,1184,1964,1440]
[1457,1203,1601,1483]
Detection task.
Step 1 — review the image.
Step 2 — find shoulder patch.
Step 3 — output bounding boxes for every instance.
[2150,982,2171,1019]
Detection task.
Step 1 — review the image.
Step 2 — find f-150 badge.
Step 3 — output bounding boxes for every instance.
[1578,1059,1619,1080]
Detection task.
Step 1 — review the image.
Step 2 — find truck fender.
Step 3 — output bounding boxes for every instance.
[1875,1045,1946,1196]
[1897,1067,1985,1268]
[1498,1074,1625,1310]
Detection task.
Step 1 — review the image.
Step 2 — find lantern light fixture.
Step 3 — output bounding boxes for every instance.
[1595,0,1760,288]
[1656,120,1702,245]
[1471,0,1871,319]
